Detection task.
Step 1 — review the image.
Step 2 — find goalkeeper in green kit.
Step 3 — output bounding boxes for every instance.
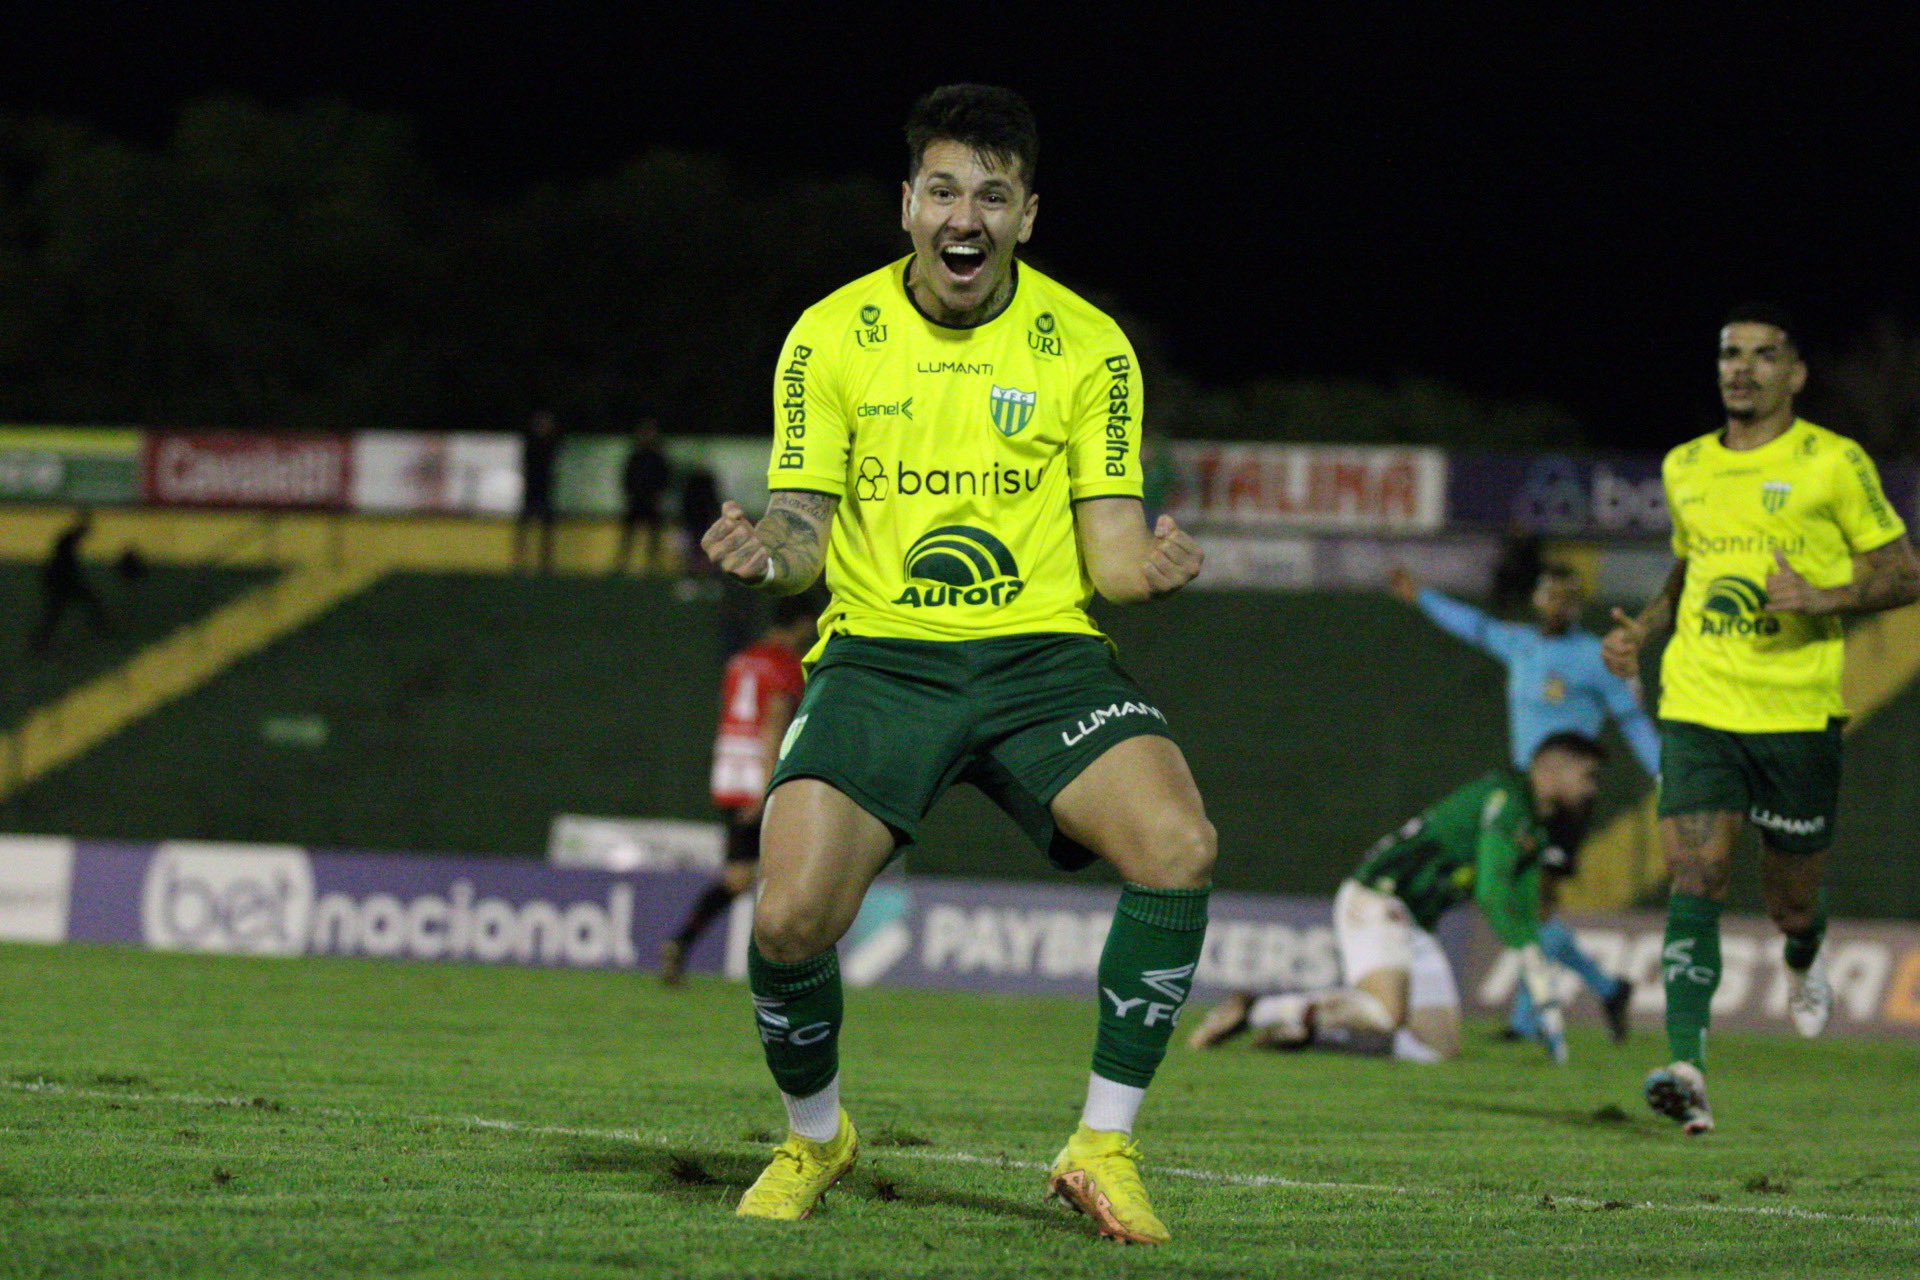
[1190,732,1606,1063]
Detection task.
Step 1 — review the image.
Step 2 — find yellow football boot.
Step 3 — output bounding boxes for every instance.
[734,1110,859,1221]
[1045,1123,1171,1245]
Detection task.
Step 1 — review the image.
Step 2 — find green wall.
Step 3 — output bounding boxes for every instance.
[6,575,1916,918]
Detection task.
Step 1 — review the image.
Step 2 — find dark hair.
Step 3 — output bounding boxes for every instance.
[1538,562,1580,585]
[1724,302,1800,353]
[772,589,826,629]
[906,84,1038,191]
[1533,731,1607,765]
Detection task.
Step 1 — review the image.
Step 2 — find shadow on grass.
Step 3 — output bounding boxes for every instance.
[1442,1099,1667,1139]
[563,1141,1080,1232]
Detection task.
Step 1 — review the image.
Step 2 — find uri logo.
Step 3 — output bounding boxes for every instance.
[1028,311,1062,356]
[989,385,1038,437]
[854,304,888,349]
[894,525,1025,609]
[1701,575,1781,637]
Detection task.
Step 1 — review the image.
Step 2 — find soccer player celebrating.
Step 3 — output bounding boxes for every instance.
[1189,733,1606,1065]
[658,594,820,986]
[1604,305,1918,1135]
[701,85,1208,1243]
[1390,561,1656,1042]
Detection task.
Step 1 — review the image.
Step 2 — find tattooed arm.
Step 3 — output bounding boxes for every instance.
[1765,537,1920,617]
[700,490,838,594]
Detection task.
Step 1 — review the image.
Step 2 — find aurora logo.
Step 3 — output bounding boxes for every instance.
[893,525,1025,608]
[1700,575,1781,637]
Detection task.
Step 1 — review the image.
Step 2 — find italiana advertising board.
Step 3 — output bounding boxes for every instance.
[4,836,1917,1040]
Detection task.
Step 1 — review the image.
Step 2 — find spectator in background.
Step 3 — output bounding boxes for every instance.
[517,409,562,572]
[616,420,673,574]
[1490,531,1545,615]
[673,467,723,598]
[31,509,112,652]
[659,590,823,985]
[1390,561,1658,1046]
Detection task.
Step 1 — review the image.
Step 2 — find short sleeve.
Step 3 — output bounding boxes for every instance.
[767,312,849,497]
[1664,455,1689,559]
[1066,324,1144,502]
[1833,444,1907,554]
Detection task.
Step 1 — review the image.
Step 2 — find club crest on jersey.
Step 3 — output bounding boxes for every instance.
[894,524,1025,609]
[1762,480,1791,513]
[989,384,1038,437]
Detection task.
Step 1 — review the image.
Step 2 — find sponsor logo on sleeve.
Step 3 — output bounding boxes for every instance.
[775,344,813,471]
[1103,354,1133,476]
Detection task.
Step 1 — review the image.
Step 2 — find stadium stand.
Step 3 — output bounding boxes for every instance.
[3,505,1918,918]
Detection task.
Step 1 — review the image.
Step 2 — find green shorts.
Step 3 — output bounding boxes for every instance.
[1657,718,1844,855]
[769,633,1176,869]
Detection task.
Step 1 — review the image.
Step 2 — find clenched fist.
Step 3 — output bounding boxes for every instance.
[702,501,773,584]
[1144,514,1203,596]
[1602,607,1647,679]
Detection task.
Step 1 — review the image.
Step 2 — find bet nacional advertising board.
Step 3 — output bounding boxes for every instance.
[5,836,1917,1041]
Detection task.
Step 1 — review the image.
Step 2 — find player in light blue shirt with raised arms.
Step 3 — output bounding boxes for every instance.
[1391,561,1658,1042]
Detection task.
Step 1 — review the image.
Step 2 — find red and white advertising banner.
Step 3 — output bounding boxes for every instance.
[351,432,523,515]
[144,431,351,509]
[1164,443,1447,533]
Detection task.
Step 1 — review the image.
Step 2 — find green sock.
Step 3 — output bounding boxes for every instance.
[1092,883,1211,1088]
[1663,892,1722,1070]
[747,942,842,1098]
[1783,899,1827,972]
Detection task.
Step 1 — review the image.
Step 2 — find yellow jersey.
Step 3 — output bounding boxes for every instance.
[1661,419,1907,732]
[769,255,1143,660]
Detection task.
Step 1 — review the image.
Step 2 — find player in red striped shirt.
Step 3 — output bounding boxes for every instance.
[660,593,821,984]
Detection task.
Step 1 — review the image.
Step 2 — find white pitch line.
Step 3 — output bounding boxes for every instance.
[5,1079,1917,1229]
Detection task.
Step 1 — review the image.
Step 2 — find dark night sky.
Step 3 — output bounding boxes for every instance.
[9,4,1918,450]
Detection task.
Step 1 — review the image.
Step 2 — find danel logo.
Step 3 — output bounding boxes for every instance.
[989,384,1038,437]
[894,525,1025,608]
[1701,575,1781,637]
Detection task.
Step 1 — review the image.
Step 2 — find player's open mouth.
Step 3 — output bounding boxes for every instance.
[938,244,987,284]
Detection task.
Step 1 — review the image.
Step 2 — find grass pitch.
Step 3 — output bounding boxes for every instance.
[2,942,1916,1279]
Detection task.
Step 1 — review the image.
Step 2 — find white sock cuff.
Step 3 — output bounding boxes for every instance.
[1391,1027,1444,1063]
[782,1075,842,1143]
[1081,1072,1147,1134]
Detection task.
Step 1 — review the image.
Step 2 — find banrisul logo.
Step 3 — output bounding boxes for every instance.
[989,385,1038,437]
[1701,575,1781,637]
[894,525,1025,609]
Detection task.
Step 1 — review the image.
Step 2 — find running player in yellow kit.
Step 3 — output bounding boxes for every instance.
[1604,305,1919,1135]
[702,85,1208,1243]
